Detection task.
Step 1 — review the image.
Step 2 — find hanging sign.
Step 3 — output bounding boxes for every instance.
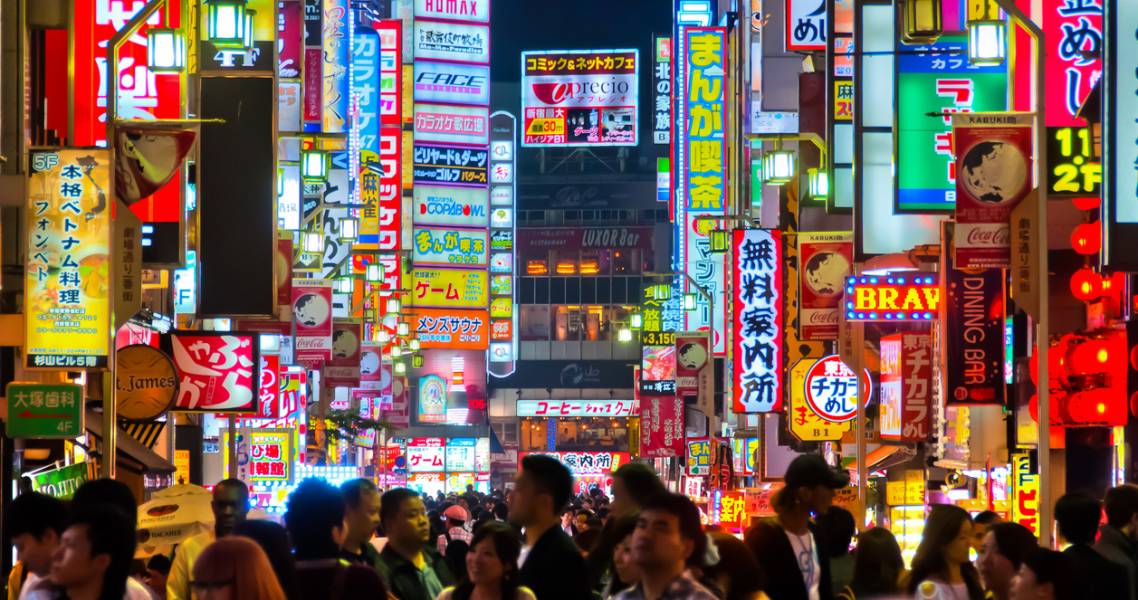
[798,232,853,340]
[27,461,90,499]
[413,20,491,64]
[1011,452,1039,535]
[115,344,178,421]
[640,395,684,458]
[682,29,726,212]
[412,308,490,349]
[732,229,783,413]
[686,437,713,475]
[676,335,712,416]
[326,320,362,388]
[5,383,84,439]
[943,230,1005,405]
[879,333,933,441]
[412,144,489,186]
[789,358,854,442]
[786,0,827,51]
[257,354,280,420]
[169,332,259,412]
[844,274,941,321]
[654,37,672,145]
[804,355,870,421]
[291,279,334,366]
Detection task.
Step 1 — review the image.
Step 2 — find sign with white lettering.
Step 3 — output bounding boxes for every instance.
[517,400,638,418]
[413,61,490,105]
[844,275,941,321]
[413,19,490,64]
[732,229,783,413]
[414,0,489,23]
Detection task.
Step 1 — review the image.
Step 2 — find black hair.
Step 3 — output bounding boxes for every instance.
[574,528,602,553]
[986,522,1037,570]
[215,478,250,501]
[907,504,984,600]
[340,478,378,510]
[849,527,904,597]
[449,522,524,600]
[146,554,172,575]
[612,462,665,510]
[234,520,299,600]
[1055,492,1102,545]
[69,505,135,600]
[1022,547,1076,600]
[1104,485,1138,529]
[284,478,346,560]
[639,492,707,567]
[379,487,420,525]
[591,513,640,591]
[72,478,139,524]
[702,532,766,600]
[492,501,508,521]
[520,454,574,515]
[5,492,67,540]
[973,510,1001,526]
[815,506,856,557]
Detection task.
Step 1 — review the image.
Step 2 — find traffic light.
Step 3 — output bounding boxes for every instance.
[1028,329,1127,427]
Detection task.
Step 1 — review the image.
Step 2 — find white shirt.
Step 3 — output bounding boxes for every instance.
[518,544,533,568]
[20,573,154,600]
[784,529,820,600]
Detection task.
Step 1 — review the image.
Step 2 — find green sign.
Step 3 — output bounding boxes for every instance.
[6,383,83,438]
[27,461,89,499]
[896,36,1007,211]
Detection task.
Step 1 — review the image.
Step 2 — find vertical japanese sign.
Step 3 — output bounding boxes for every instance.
[654,37,672,145]
[25,149,112,368]
[1044,1,1101,127]
[786,0,827,51]
[897,36,1008,211]
[258,354,281,419]
[5,383,84,439]
[683,219,726,355]
[683,28,726,214]
[942,223,1005,405]
[278,0,303,78]
[321,0,350,133]
[292,279,334,365]
[488,112,517,376]
[879,333,932,442]
[303,0,322,130]
[733,229,783,413]
[1011,452,1039,535]
[797,232,852,341]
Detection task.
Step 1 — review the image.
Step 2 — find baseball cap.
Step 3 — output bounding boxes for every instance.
[784,454,850,490]
[443,505,470,522]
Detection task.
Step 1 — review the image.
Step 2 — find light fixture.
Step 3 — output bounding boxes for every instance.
[651,284,671,301]
[146,28,185,72]
[762,149,796,184]
[386,298,401,314]
[302,231,323,254]
[709,229,730,253]
[394,361,406,375]
[301,149,327,181]
[903,0,942,44]
[335,277,353,294]
[366,263,384,283]
[630,312,643,330]
[808,168,830,200]
[205,0,248,49]
[683,293,697,311]
[409,339,421,351]
[967,0,1005,66]
[397,322,410,336]
[618,328,633,342]
[242,10,255,50]
[391,346,402,358]
[340,217,359,241]
[378,330,391,343]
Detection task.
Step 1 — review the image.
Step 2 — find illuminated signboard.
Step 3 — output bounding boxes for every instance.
[413,144,488,186]
[417,375,448,424]
[521,49,639,147]
[413,20,490,64]
[1043,1,1100,128]
[682,28,726,213]
[786,0,826,51]
[802,355,870,423]
[445,438,477,472]
[413,103,489,145]
[169,332,259,412]
[412,308,490,350]
[843,275,940,321]
[732,229,783,413]
[243,430,293,484]
[412,226,488,267]
[321,0,351,133]
[407,437,446,472]
[1011,452,1039,535]
[686,437,712,476]
[653,36,672,145]
[414,0,489,22]
[517,400,638,418]
[411,268,488,308]
[413,61,490,106]
[1046,126,1101,196]
[355,19,402,251]
[413,186,489,228]
[518,451,630,476]
[879,333,933,441]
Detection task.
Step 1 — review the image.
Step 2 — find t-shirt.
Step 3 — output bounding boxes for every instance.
[916,580,969,600]
[518,544,533,569]
[784,529,821,600]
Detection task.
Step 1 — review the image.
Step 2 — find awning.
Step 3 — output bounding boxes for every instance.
[85,411,175,474]
[845,445,915,473]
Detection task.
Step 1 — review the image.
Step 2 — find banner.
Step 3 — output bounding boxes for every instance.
[278,0,302,77]
[797,232,852,341]
[410,268,488,308]
[879,333,932,441]
[952,113,1034,269]
[412,19,490,63]
[732,229,783,413]
[326,320,362,388]
[521,49,639,147]
[1011,452,1039,535]
[321,0,350,133]
[412,308,490,349]
[943,223,1005,405]
[412,144,489,186]
[681,28,726,213]
[169,332,259,412]
[640,395,684,458]
[25,149,112,368]
[676,335,713,415]
[291,279,334,365]
[653,36,672,145]
[257,354,280,420]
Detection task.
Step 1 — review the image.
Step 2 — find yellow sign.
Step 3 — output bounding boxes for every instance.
[174,449,191,485]
[834,80,853,122]
[788,359,853,441]
[1011,453,1039,535]
[886,481,906,505]
[904,469,926,505]
[411,268,488,308]
[25,149,112,368]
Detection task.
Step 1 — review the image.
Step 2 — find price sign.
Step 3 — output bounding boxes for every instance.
[642,331,677,346]
[1046,126,1101,196]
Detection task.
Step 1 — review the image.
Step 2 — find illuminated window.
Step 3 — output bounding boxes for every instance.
[556,260,577,275]
[526,260,548,275]
[579,259,600,275]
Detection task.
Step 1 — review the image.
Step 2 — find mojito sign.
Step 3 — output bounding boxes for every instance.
[5,383,84,439]
[27,461,90,499]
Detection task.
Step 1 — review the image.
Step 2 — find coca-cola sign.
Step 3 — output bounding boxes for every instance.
[798,232,852,340]
[959,224,1010,247]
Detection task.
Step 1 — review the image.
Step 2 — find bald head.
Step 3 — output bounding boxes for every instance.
[212,479,249,536]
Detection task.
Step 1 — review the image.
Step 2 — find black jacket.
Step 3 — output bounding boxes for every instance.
[376,544,456,600]
[518,525,592,600]
[1066,543,1129,600]
[745,518,833,600]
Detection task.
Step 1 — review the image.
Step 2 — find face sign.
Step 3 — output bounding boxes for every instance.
[960,141,1028,204]
[630,508,692,570]
[803,251,851,297]
[50,525,110,589]
[332,328,359,359]
[677,342,707,370]
[386,496,430,548]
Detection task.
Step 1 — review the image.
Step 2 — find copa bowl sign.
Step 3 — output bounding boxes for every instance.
[803,355,872,423]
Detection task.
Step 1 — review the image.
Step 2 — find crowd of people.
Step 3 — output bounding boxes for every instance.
[5,453,1138,600]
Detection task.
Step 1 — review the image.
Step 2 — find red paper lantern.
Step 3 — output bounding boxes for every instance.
[1071,222,1102,255]
[1070,268,1102,302]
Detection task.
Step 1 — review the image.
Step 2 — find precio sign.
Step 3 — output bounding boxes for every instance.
[844,274,940,321]
[412,186,489,227]
[521,49,639,147]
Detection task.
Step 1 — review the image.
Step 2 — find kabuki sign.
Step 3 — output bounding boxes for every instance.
[521,49,639,147]
[732,229,783,413]
[844,275,941,321]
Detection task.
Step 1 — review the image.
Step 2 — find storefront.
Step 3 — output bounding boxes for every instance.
[518,399,639,455]
[405,437,491,496]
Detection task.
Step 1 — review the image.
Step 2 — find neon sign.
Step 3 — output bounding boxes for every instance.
[844,275,940,321]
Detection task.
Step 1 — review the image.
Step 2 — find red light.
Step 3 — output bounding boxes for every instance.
[1072,197,1101,211]
[1070,268,1102,302]
[1070,222,1102,255]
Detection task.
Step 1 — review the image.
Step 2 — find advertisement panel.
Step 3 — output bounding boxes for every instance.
[686,437,712,476]
[684,218,726,354]
[1011,452,1039,535]
[278,0,302,78]
[446,438,477,472]
[242,430,293,484]
[169,332,259,412]
[675,335,712,416]
[952,113,1034,269]
[413,185,489,227]
[517,400,638,418]
[411,268,488,308]
[326,320,362,388]
[321,0,350,133]
[518,452,630,476]
[417,375,447,423]
[291,279,334,365]
[25,149,112,368]
[732,230,783,413]
[798,232,853,340]
[639,395,683,458]
[943,223,1005,405]
[413,19,490,64]
[653,36,672,145]
[412,226,488,267]
[521,49,639,147]
[517,226,652,253]
[413,61,490,105]
[788,358,853,442]
[1044,3,1101,128]
[897,36,1008,211]
[879,333,932,442]
[786,0,827,51]
[377,21,403,126]
[412,308,490,349]
[360,129,402,251]
[413,144,489,186]
[844,275,941,321]
[6,383,84,439]
[407,437,446,472]
[257,354,280,420]
[681,28,726,213]
[413,104,489,145]
[414,0,489,22]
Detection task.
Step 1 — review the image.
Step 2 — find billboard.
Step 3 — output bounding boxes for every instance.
[844,274,941,321]
[412,144,489,186]
[168,332,259,412]
[414,0,489,22]
[521,49,639,147]
[413,20,491,64]
[788,360,852,442]
[517,400,638,418]
[732,229,783,413]
[412,308,490,349]
[942,223,1005,405]
[413,61,490,105]
[410,268,488,308]
[413,104,489,145]
[682,28,726,213]
[291,279,334,365]
[412,226,489,267]
[798,232,853,340]
[413,185,489,228]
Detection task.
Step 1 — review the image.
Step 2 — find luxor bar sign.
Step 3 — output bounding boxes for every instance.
[844,275,940,321]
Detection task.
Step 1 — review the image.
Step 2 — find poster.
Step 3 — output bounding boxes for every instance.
[675,335,712,416]
[325,320,362,388]
[291,279,334,365]
[732,229,783,413]
[521,50,639,147]
[25,149,112,368]
[639,395,684,458]
[797,232,853,341]
[952,113,1034,269]
[169,332,259,412]
[879,333,932,441]
[412,308,490,349]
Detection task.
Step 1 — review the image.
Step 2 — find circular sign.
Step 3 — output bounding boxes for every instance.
[803,355,871,423]
[115,344,178,421]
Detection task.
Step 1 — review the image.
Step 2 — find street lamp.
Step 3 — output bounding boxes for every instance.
[205,0,248,49]
[335,277,353,294]
[243,10,255,50]
[339,217,359,241]
[146,28,185,72]
[302,149,327,181]
[618,327,633,342]
[683,293,698,311]
[808,168,830,200]
[397,322,410,336]
[394,361,407,375]
[302,231,323,254]
[762,149,796,184]
[967,0,1005,66]
[386,298,401,314]
[409,339,421,351]
[630,312,643,330]
[709,229,730,254]
[366,263,384,283]
[391,346,402,358]
[903,0,942,44]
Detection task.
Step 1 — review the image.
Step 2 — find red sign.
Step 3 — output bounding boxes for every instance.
[277,238,293,308]
[1043,3,1101,128]
[386,373,411,429]
[640,395,685,458]
[716,490,747,533]
[378,128,402,251]
[675,336,711,414]
[376,20,403,127]
[360,342,383,390]
[258,354,281,419]
[291,280,333,366]
[798,232,853,340]
[278,0,303,78]
[304,48,322,122]
[802,355,871,423]
[844,275,941,321]
[325,320,362,388]
[169,332,258,412]
[732,229,783,413]
[518,451,631,476]
[879,333,932,441]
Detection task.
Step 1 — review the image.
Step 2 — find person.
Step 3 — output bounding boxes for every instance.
[438,504,474,555]
[574,528,603,556]
[190,537,287,600]
[340,478,383,570]
[377,488,456,600]
[48,506,135,600]
[284,478,389,600]
[509,455,592,600]
[908,504,984,600]
[1009,548,1076,600]
[977,522,1036,600]
[700,532,766,600]
[609,463,667,518]
[1054,492,1128,600]
[745,453,848,600]
[971,511,1002,557]
[613,492,717,600]
[167,478,249,600]
[436,522,536,600]
[836,527,904,600]
[143,555,171,599]
[575,508,595,534]
[602,516,641,599]
[4,492,67,600]
[233,520,299,600]
[1096,484,1138,600]
[70,479,153,600]
[815,507,856,594]
[561,508,579,537]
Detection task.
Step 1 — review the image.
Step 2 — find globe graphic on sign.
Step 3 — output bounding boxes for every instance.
[678,342,707,370]
[361,350,381,376]
[803,252,850,297]
[959,141,1028,204]
[293,293,330,328]
[332,328,359,359]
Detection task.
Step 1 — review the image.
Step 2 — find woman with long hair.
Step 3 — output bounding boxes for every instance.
[837,527,905,599]
[190,537,287,600]
[436,522,535,600]
[600,515,640,599]
[976,522,1036,600]
[232,520,299,600]
[907,505,985,600]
